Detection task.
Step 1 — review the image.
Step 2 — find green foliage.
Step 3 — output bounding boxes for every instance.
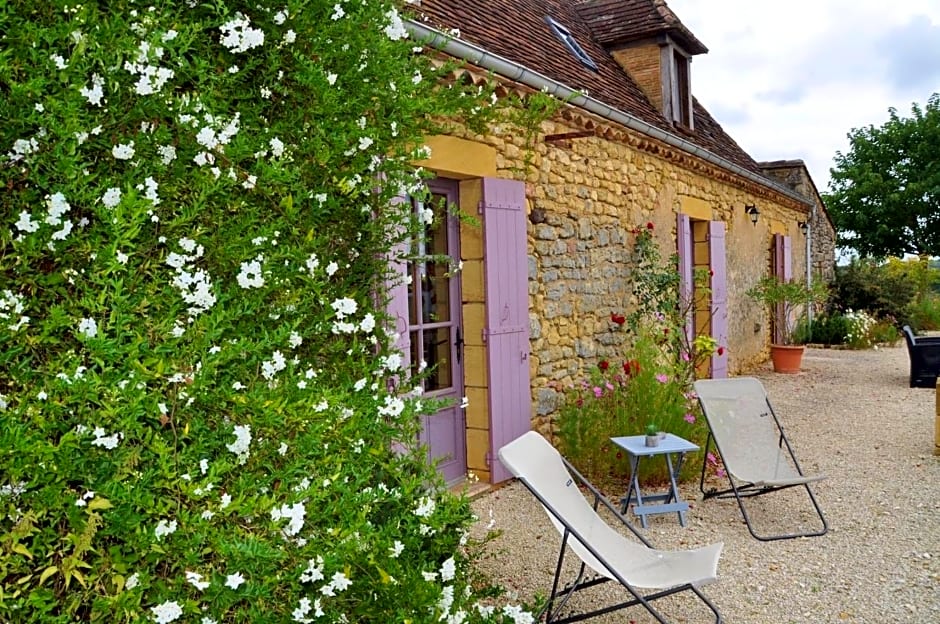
[833,258,916,323]
[797,311,900,348]
[746,276,829,345]
[555,329,705,485]
[0,2,540,623]
[555,225,713,486]
[842,310,877,349]
[627,223,719,388]
[825,93,940,258]
[868,318,902,345]
[797,314,850,346]
[883,256,940,301]
[905,294,940,332]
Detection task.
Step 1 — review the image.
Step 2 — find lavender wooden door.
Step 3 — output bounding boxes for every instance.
[408,179,466,485]
[482,178,532,483]
[708,221,728,378]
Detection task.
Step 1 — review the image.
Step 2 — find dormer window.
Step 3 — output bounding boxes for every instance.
[546,17,599,72]
[666,45,692,128]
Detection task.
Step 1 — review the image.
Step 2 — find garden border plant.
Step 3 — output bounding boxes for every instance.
[555,223,719,487]
[0,3,547,623]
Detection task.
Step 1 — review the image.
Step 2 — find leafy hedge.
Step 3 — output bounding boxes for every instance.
[1,2,534,622]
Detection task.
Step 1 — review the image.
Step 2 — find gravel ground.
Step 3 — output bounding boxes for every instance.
[469,344,940,623]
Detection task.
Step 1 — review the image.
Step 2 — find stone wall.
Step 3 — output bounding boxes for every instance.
[417,94,825,476]
[760,161,837,282]
[444,111,815,435]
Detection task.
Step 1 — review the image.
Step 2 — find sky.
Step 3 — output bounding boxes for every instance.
[665,0,940,193]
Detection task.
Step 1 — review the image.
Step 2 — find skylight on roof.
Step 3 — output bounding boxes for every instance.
[546,17,598,72]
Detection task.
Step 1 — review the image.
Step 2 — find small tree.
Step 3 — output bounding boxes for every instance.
[747,277,829,345]
[826,93,940,258]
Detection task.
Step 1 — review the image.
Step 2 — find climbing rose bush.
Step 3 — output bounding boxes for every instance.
[0,2,533,622]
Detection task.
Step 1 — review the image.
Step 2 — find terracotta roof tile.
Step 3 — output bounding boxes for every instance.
[574,0,707,54]
[411,0,765,177]
[758,159,807,169]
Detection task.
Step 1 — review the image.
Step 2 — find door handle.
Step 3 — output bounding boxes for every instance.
[455,327,464,364]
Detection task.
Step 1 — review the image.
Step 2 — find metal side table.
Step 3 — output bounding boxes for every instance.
[610,434,699,528]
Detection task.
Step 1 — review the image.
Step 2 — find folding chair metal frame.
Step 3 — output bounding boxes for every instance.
[695,378,829,542]
[499,432,722,624]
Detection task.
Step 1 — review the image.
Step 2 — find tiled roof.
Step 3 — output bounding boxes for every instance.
[414,0,665,127]
[574,0,708,54]
[758,159,807,169]
[411,0,766,177]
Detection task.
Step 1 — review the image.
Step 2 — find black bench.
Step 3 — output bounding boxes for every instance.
[901,325,940,388]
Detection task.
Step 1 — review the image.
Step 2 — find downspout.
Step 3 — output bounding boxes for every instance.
[406,20,813,207]
[806,203,815,324]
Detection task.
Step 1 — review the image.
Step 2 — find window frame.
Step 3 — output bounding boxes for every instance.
[546,16,599,72]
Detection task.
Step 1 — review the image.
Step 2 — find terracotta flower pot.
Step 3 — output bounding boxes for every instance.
[770,344,805,374]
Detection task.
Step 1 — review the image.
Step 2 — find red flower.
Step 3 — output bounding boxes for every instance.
[709,268,714,276]
[717,346,725,356]
[646,221,655,230]
[610,312,626,325]
[598,360,609,371]
[623,359,641,376]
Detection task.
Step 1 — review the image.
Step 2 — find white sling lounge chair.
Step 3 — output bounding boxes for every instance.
[694,377,828,541]
[498,431,723,624]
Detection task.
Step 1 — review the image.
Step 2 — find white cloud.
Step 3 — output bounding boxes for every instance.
[667,0,940,190]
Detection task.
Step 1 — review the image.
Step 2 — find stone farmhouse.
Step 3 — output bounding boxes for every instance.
[391,0,837,485]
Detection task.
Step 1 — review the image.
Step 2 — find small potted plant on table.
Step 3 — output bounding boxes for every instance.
[746,275,828,373]
[644,423,660,447]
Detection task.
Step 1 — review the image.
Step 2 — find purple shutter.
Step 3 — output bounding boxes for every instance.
[773,234,785,343]
[782,236,793,282]
[482,178,532,483]
[386,195,411,386]
[677,213,693,344]
[708,221,728,378]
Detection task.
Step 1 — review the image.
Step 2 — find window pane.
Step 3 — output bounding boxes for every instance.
[421,195,450,323]
[423,327,452,391]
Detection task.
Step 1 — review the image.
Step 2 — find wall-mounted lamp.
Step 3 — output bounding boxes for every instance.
[797,221,808,235]
[744,204,760,225]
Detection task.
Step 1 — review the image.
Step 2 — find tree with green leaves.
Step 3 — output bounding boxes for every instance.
[825,93,940,258]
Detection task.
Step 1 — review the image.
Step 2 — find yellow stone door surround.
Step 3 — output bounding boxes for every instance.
[416,134,504,482]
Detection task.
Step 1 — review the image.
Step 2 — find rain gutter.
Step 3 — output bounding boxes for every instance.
[405,20,813,208]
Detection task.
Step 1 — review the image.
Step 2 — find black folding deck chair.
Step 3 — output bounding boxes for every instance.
[694,377,828,541]
[498,431,723,623]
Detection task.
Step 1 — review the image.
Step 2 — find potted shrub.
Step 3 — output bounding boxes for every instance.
[644,423,660,447]
[746,275,829,373]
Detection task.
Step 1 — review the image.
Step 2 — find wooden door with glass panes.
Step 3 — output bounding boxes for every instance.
[408,179,466,485]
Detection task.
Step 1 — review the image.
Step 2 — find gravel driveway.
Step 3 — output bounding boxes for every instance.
[469,344,940,623]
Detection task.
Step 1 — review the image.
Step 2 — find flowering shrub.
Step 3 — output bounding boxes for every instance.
[555,225,715,485]
[626,224,720,387]
[555,327,705,484]
[0,2,538,623]
[844,309,877,349]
